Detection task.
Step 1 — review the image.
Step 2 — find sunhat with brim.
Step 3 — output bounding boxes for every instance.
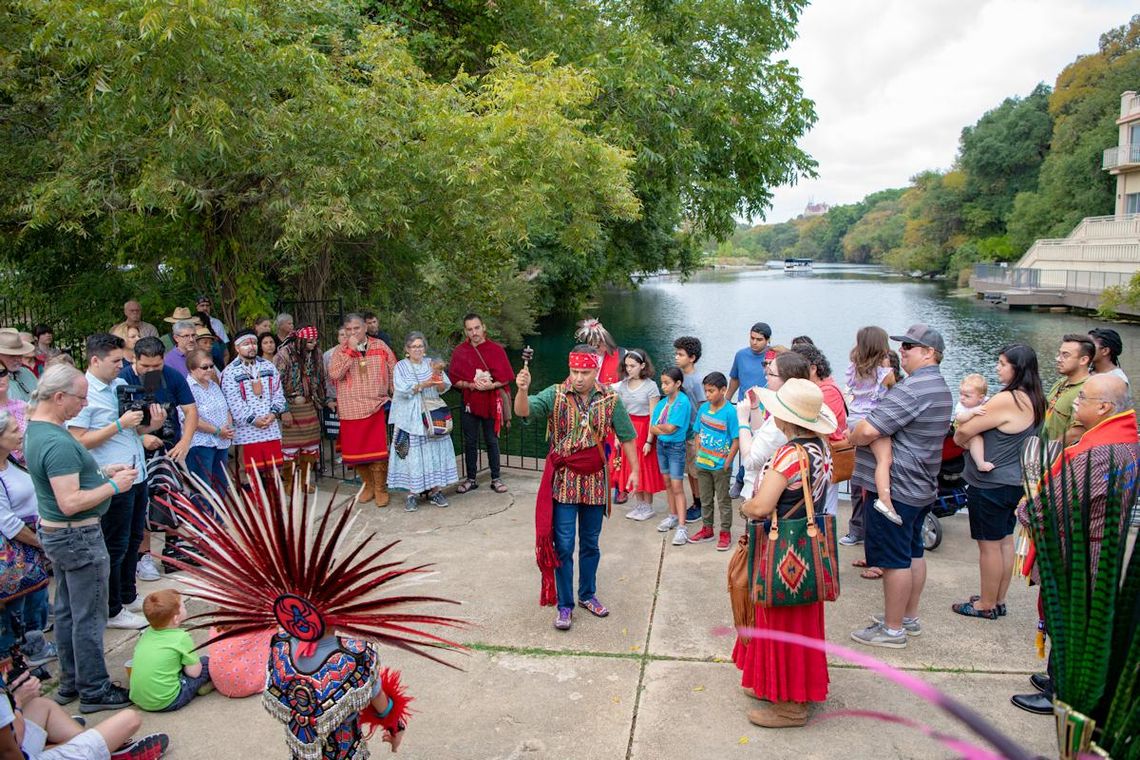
[195,326,216,340]
[755,378,838,436]
[164,307,197,324]
[0,330,35,356]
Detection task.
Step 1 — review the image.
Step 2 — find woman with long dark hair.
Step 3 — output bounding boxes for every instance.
[952,343,1045,620]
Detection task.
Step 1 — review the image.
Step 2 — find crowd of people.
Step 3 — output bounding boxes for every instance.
[0,293,1133,754]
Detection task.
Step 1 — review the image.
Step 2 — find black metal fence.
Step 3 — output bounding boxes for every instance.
[0,297,86,363]
[315,394,548,483]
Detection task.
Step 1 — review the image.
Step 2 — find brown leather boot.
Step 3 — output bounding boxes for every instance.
[747,701,808,728]
[299,456,317,494]
[371,460,390,507]
[356,465,375,504]
[281,461,295,501]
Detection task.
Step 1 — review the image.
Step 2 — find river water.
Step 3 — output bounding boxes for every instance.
[520,264,1140,405]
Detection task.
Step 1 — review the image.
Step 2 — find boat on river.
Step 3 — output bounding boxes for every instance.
[783,257,813,273]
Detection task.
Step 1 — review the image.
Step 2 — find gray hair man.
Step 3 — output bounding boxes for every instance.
[164,319,198,378]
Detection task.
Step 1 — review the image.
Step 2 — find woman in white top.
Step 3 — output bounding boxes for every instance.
[0,408,54,664]
[614,350,666,521]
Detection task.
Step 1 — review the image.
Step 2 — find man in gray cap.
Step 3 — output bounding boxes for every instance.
[847,323,952,649]
[0,329,39,402]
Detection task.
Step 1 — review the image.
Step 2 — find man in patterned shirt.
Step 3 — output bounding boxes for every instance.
[515,345,638,631]
[221,330,286,484]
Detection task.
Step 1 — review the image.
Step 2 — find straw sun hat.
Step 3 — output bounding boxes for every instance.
[754,378,838,436]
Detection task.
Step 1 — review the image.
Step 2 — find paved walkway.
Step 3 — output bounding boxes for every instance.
[82,471,1056,759]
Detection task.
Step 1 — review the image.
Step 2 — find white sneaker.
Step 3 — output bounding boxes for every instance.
[657,515,679,532]
[627,504,656,521]
[107,610,148,630]
[672,526,689,546]
[136,555,160,582]
[124,597,144,614]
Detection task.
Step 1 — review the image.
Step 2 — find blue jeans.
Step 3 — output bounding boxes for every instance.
[552,501,605,610]
[100,482,148,617]
[0,587,50,657]
[187,446,230,494]
[38,525,112,700]
[156,656,211,712]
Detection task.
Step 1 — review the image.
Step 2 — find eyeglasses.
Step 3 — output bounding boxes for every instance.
[900,342,918,351]
[61,391,88,405]
[198,364,215,370]
[1076,392,1108,403]
[0,369,9,379]
[765,369,780,379]
[175,333,196,340]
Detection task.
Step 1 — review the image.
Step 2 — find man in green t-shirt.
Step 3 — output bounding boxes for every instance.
[25,364,138,714]
[1043,334,1094,446]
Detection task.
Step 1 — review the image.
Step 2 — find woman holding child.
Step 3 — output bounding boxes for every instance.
[952,344,1044,620]
[734,378,836,728]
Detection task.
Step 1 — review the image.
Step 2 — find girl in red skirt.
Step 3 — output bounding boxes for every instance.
[733,378,836,728]
[612,350,666,520]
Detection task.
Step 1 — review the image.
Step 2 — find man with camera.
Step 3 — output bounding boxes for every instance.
[118,337,198,579]
[67,334,169,630]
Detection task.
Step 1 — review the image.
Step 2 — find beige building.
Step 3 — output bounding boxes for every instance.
[1103,90,1140,215]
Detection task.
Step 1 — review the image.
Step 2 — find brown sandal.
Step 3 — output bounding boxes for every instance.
[490,479,508,493]
[456,479,478,494]
[859,567,884,580]
[852,558,868,568]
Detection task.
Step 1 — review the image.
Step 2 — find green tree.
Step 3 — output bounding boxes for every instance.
[1007,15,1140,253]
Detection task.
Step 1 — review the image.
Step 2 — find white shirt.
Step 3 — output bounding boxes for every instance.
[741,415,787,500]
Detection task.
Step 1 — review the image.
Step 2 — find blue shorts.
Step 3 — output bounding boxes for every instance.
[864,494,931,570]
[966,483,1021,541]
[656,440,687,481]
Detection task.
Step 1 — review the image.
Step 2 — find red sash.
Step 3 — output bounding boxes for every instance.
[534,446,606,606]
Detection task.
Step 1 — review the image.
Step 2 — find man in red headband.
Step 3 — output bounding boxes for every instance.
[515,345,638,631]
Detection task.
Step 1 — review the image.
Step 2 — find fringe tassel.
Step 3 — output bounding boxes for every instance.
[536,541,559,607]
[360,668,414,738]
[1035,621,1046,660]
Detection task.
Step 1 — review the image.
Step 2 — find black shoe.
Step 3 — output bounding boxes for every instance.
[52,688,78,706]
[1010,691,1053,715]
[79,683,131,714]
[1030,673,1052,694]
[685,505,701,522]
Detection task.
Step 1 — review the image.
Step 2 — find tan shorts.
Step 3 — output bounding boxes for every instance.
[685,437,699,478]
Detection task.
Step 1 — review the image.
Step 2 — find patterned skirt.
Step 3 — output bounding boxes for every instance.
[387,432,458,492]
[281,399,321,457]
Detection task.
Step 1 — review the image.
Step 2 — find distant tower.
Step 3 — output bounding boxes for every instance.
[803,199,830,218]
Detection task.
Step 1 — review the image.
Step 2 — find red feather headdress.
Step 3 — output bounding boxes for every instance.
[156,471,467,667]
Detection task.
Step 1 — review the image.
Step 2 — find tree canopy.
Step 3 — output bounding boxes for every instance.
[0,0,817,346]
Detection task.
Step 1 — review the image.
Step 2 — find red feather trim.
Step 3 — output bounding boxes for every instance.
[359,668,413,738]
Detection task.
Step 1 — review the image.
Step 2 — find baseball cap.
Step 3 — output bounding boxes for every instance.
[889,323,945,353]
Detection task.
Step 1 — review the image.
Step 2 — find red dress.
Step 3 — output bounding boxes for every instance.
[732,439,831,703]
[614,415,666,494]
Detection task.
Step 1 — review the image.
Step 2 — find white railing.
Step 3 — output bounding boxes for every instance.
[1102,144,1140,169]
[1125,93,1140,119]
[973,265,1135,295]
[1022,242,1140,267]
[1067,213,1140,240]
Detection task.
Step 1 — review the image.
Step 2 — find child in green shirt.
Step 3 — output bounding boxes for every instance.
[128,589,213,712]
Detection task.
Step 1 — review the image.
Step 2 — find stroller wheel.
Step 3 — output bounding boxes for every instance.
[922,512,942,552]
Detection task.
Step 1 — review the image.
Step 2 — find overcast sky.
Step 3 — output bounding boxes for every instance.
[762,0,1137,225]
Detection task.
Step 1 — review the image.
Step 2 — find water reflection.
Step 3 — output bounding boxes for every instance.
[523,265,1140,408]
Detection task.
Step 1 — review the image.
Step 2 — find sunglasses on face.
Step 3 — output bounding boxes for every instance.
[0,369,8,378]
[900,342,917,351]
[198,364,214,370]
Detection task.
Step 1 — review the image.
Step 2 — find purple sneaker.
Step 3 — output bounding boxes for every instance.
[554,607,573,630]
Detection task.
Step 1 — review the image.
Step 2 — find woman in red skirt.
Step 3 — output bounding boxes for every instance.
[612,350,666,520]
[733,378,836,728]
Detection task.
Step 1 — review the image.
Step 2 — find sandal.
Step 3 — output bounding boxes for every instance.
[578,596,609,618]
[490,479,508,494]
[455,479,478,494]
[952,600,998,620]
[859,567,884,580]
[968,595,1007,616]
[852,558,869,568]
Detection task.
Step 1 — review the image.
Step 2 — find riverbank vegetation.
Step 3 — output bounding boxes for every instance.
[718,15,1140,281]
[0,0,815,348]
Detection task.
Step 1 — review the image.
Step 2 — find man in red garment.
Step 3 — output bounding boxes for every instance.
[448,313,514,495]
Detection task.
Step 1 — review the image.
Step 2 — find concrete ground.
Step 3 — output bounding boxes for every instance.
[68,471,1058,759]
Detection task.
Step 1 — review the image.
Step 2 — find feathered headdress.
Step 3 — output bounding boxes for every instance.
[156,472,467,667]
[574,318,616,352]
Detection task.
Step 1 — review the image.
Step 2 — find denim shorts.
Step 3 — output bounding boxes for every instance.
[656,440,687,481]
[966,483,1022,541]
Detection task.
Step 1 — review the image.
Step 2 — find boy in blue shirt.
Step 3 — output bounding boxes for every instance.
[690,372,739,550]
